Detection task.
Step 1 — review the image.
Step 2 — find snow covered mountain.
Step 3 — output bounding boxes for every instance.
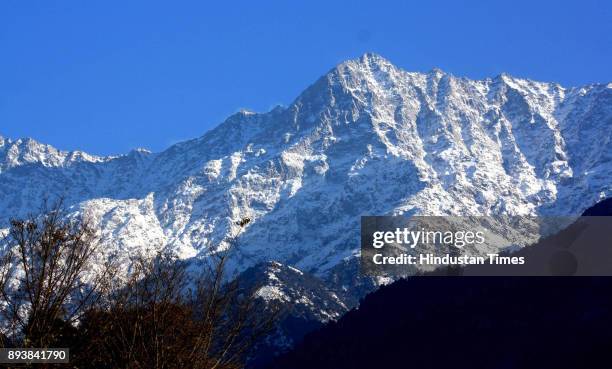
[238,261,349,366]
[1,53,611,279]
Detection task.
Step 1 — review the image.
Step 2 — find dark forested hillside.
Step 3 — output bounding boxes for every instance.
[269,200,612,369]
[582,197,612,216]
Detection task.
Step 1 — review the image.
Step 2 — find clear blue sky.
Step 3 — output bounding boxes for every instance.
[1,0,610,156]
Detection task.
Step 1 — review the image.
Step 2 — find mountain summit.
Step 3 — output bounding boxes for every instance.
[1,54,611,276]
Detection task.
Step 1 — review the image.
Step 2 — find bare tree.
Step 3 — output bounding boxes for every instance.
[74,219,277,369]
[0,206,276,368]
[0,200,115,349]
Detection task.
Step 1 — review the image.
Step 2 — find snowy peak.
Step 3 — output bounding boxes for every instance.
[0,136,109,172]
[1,55,611,277]
[336,52,397,75]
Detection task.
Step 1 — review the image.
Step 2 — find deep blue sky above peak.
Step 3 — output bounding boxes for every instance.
[1,0,610,156]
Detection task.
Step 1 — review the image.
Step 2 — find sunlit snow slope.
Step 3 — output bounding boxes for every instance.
[1,53,611,276]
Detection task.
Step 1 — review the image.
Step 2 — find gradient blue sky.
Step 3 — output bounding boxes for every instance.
[1,0,610,156]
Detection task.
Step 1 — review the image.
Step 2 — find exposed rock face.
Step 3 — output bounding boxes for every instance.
[1,52,611,283]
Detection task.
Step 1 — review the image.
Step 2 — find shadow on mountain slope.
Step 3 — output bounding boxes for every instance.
[268,198,612,369]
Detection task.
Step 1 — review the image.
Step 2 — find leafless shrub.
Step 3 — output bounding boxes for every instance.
[0,206,275,368]
[73,221,277,369]
[0,199,115,349]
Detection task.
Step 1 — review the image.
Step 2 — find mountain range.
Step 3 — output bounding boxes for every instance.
[1,53,611,363]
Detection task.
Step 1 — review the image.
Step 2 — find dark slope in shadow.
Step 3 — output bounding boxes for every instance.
[268,199,612,369]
